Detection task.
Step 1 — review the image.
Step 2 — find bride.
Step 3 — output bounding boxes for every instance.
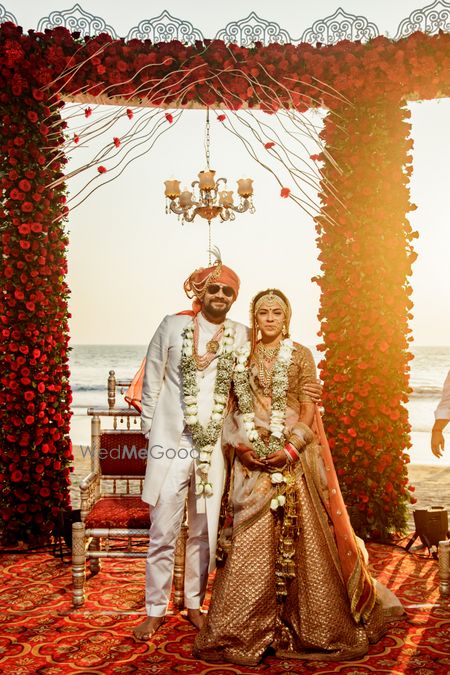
[194,288,403,666]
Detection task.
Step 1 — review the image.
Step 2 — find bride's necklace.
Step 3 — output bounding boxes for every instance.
[256,341,281,395]
[233,339,294,458]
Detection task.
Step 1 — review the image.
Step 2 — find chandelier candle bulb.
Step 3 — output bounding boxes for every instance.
[237,178,253,197]
[164,179,181,198]
[198,170,216,190]
[179,190,194,207]
[219,190,234,206]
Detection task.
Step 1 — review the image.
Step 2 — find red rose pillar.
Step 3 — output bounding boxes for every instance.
[314,98,417,539]
[0,32,73,543]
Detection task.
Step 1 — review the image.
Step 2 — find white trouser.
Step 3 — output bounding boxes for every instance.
[145,436,209,617]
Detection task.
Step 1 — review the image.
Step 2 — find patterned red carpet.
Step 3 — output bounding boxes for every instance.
[0,543,450,674]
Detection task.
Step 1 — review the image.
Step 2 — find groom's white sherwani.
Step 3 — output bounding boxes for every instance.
[140,312,248,616]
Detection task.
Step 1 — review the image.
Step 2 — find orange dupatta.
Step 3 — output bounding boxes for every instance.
[313,407,376,623]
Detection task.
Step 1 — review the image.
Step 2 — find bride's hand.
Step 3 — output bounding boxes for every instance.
[236,446,266,471]
[263,450,287,469]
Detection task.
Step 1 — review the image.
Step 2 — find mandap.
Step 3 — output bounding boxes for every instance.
[0,14,450,543]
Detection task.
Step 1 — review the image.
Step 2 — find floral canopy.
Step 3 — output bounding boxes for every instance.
[0,15,449,542]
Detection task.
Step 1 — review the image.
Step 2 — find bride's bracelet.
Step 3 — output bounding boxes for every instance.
[288,422,313,450]
[284,443,301,464]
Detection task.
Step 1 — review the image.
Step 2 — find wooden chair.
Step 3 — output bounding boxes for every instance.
[72,371,187,607]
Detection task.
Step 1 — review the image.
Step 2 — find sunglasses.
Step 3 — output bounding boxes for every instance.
[206,284,235,298]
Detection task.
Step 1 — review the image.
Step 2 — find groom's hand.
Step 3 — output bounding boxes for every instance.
[303,380,323,404]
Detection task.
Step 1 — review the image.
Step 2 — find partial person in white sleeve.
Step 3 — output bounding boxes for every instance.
[431,370,450,458]
[133,254,323,641]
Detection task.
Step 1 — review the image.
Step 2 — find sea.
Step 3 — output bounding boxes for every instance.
[69,345,450,466]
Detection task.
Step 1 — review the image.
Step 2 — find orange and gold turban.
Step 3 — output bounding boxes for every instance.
[182,260,240,314]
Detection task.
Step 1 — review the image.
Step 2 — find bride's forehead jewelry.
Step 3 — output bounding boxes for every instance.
[254,291,288,316]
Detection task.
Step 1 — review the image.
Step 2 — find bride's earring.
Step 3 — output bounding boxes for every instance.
[256,325,262,340]
[282,325,287,336]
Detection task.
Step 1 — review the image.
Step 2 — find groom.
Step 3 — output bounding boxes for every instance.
[133,258,323,640]
[134,256,248,640]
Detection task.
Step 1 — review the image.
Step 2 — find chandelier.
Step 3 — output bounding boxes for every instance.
[164,110,255,226]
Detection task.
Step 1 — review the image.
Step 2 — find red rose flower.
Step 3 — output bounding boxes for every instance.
[280,187,290,198]
[97,166,107,174]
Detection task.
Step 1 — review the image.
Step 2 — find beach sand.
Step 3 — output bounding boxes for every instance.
[70,445,450,533]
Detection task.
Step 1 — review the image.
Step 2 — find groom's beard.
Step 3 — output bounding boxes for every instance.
[202,296,234,321]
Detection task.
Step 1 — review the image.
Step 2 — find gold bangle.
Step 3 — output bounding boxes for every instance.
[288,434,304,450]
[292,421,312,435]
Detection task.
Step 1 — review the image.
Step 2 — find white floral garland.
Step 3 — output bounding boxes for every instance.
[181,319,236,496]
[234,339,294,456]
[234,338,294,511]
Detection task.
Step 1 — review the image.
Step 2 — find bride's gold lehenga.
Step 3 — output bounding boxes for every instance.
[194,343,403,666]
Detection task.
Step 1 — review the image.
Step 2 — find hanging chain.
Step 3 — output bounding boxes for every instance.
[206,108,212,264]
[208,221,212,264]
[204,108,211,170]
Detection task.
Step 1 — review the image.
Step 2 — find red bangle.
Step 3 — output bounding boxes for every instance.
[285,443,301,462]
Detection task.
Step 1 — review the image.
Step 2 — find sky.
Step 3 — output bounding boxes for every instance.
[8,0,450,346]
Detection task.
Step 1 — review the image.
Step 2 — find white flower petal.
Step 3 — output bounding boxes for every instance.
[271,472,284,484]
[270,498,279,511]
[185,415,198,425]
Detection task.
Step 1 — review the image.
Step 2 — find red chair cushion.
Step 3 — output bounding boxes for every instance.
[99,432,147,476]
[85,496,150,529]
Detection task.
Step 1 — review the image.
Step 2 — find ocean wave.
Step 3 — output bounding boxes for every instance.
[410,386,443,399]
[71,384,106,392]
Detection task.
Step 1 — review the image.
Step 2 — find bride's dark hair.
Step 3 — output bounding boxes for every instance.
[250,288,292,354]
